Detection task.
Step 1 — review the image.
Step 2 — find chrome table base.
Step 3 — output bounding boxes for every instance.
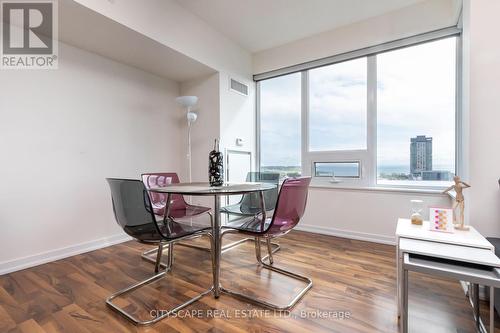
[140,233,310,311]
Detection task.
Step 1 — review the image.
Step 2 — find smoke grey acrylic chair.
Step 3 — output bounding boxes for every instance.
[220,177,313,311]
[221,172,280,216]
[141,172,213,265]
[219,171,281,257]
[106,178,214,325]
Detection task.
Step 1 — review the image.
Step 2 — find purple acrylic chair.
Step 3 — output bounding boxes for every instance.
[220,177,313,310]
[142,173,211,219]
[141,173,213,265]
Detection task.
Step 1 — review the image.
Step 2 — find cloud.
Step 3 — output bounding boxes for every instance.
[377,37,456,169]
[307,57,368,150]
[260,37,457,172]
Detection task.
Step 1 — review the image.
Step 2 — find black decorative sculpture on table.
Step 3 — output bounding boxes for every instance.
[209,139,224,186]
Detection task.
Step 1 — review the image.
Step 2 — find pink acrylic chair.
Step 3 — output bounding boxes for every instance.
[220,177,313,310]
[142,173,211,219]
[141,173,213,265]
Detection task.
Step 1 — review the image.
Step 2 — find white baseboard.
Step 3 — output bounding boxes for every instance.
[295,224,396,245]
[0,226,394,275]
[0,233,132,275]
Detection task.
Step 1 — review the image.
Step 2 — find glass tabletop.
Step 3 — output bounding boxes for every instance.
[148,182,276,196]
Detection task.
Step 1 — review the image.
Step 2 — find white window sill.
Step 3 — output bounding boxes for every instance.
[309,182,448,195]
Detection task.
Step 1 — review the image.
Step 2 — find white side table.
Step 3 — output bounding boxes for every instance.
[395,218,496,331]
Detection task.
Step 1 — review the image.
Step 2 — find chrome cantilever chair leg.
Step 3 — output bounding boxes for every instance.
[153,240,164,273]
[219,211,281,255]
[107,236,213,326]
[142,237,280,268]
[175,211,215,251]
[142,211,280,264]
[141,238,176,270]
[219,231,312,311]
[223,237,280,255]
[141,245,169,269]
[177,211,281,255]
[264,237,274,264]
[141,212,213,267]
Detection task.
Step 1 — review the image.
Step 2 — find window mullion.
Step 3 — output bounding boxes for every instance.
[367,55,377,186]
[301,70,309,176]
[255,81,261,173]
[455,34,464,179]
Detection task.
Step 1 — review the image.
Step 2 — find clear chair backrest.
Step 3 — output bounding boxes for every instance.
[267,177,311,235]
[141,173,187,210]
[240,172,280,213]
[106,178,158,240]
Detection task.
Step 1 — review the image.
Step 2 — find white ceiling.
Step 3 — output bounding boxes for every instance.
[59,0,216,82]
[175,0,427,53]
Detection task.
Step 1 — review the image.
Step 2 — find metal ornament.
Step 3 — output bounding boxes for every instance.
[209,139,224,186]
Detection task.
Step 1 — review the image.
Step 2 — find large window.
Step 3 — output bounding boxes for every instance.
[259,73,302,178]
[258,35,459,188]
[377,38,456,186]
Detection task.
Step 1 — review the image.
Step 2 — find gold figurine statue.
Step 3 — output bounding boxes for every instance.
[442,176,471,231]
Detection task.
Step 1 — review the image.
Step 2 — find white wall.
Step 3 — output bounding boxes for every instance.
[219,73,256,165]
[71,0,257,181]
[176,73,221,211]
[180,73,221,183]
[464,0,500,237]
[299,188,450,244]
[0,42,183,273]
[253,0,460,74]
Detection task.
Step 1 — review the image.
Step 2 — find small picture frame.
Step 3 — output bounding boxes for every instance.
[429,207,454,233]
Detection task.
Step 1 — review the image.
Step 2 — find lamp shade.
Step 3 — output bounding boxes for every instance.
[175,96,198,108]
[186,111,197,123]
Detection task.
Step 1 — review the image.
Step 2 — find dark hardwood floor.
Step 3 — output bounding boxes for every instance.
[0,231,497,332]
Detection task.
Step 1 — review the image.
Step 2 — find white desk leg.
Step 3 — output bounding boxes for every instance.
[401,267,408,333]
[490,287,494,333]
[397,237,402,318]
[472,283,480,331]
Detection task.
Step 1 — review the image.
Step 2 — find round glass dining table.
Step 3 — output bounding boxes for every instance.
[148,182,276,298]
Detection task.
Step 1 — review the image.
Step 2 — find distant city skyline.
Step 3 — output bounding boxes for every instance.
[410,135,432,174]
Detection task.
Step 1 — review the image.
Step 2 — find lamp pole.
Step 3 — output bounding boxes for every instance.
[175,96,198,184]
[187,107,193,183]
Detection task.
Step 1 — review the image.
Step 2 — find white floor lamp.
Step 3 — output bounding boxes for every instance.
[175,96,198,183]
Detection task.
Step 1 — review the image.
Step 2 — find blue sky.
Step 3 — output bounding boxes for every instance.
[260,37,456,173]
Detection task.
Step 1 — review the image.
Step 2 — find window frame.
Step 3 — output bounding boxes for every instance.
[313,161,361,178]
[256,29,462,191]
